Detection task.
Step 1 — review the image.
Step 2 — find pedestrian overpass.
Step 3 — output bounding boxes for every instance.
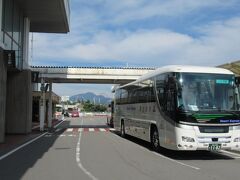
[32,61,240,84]
[31,66,156,84]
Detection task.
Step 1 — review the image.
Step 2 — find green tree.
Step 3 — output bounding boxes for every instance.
[82,100,107,112]
[82,100,94,112]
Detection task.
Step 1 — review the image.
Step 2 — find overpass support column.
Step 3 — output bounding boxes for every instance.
[48,82,53,128]
[39,78,46,131]
[6,70,32,134]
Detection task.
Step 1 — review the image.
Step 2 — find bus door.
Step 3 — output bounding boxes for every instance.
[156,73,177,144]
[164,75,177,146]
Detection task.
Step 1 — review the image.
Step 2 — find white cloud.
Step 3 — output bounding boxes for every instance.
[74,0,238,25]
[32,17,240,67]
[69,0,239,34]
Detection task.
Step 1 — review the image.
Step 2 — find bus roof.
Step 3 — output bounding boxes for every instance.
[119,65,234,89]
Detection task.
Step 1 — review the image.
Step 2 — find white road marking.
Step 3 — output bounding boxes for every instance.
[78,128,83,132]
[89,128,95,132]
[66,128,73,132]
[220,150,240,158]
[99,128,106,132]
[58,134,77,137]
[32,125,40,130]
[0,132,48,161]
[55,128,61,132]
[54,119,65,128]
[152,152,200,170]
[76,118,99,180]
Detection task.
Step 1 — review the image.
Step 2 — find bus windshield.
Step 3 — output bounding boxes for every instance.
[177,73,237,112]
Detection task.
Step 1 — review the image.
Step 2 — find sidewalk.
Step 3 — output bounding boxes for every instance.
[0,119,63,157]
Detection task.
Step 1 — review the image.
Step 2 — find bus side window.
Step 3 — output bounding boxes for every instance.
[156,74,165,109]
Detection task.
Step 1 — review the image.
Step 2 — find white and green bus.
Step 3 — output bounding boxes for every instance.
[113,65,240,151]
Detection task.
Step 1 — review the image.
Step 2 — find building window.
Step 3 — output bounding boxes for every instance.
[2,0,24,70]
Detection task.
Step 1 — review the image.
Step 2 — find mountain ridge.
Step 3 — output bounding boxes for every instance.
[70,92,112,105]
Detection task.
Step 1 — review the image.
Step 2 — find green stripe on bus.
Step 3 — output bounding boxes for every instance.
[193,114,232,120]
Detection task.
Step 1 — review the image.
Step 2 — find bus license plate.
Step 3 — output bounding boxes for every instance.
[208,144,221,151]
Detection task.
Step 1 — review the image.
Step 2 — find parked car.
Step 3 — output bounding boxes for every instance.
[71,111,79,117]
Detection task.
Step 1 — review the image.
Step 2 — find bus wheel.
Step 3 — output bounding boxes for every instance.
[151,127,160,152]
[120,121,125,138]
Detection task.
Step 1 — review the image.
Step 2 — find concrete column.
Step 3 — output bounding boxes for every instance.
[32,83,39,91]
[48,82,53,128]
[22,18,30,69]
[0,0,3,45]
[39,78,45,131]
[6,70,32,134]
[0,48,7,142]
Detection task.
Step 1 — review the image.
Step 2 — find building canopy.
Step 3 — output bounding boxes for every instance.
[16,0,70,33]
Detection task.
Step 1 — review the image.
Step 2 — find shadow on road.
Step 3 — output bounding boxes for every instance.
[117,133,235,161]
[0,121,71,180]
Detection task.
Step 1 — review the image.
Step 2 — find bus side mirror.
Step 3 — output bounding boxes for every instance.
[235,76,240,86]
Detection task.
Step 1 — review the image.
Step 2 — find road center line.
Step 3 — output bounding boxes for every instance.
[76,118,99,180]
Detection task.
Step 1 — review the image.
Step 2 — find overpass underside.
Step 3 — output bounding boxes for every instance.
[42,78,135,84]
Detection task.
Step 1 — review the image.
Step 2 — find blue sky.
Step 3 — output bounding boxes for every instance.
[31,0,240,97]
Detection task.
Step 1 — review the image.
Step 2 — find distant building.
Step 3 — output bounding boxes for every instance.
[61,96,70,102]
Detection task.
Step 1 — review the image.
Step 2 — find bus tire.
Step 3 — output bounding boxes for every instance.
[120,120,125,138]
[151,126,160,152]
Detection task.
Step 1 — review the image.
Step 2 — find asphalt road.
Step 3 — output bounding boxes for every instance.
[1,116,240,180]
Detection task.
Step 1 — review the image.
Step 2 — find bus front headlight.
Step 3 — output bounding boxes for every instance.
[233,126,240,130]
[182,136,195,142]
[234,137,240,142]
